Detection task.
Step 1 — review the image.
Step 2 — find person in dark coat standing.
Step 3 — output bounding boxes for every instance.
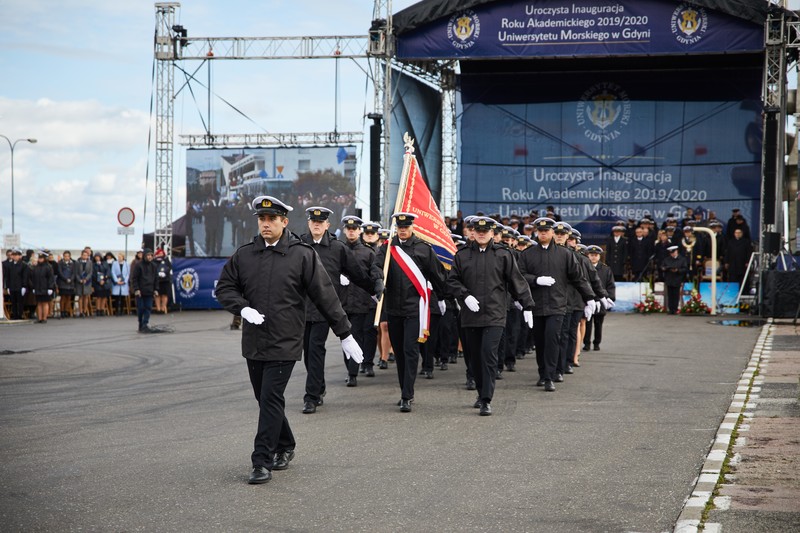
[375,212,449,412]
[299,207,377,414]
[584,246,616,351]
[726,228,753,291]
[517,218,595,392]
[215,195,362,484]
[628,226,654,281]
[605,225,628,281]
[661,245,688,314]
[131,249,159,332]
[3,249,29,320]
[447,217,534,415]
[30,252,56,323]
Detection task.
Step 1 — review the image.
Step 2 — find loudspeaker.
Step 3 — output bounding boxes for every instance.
[763,232,781,254]
[761,111,778,225]
[369,121,382,222]
[760,270,800,317]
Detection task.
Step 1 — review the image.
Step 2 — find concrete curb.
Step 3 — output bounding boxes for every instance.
[673,320,772,533]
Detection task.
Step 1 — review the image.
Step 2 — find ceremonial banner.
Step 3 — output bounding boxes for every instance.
[397,154,458,269]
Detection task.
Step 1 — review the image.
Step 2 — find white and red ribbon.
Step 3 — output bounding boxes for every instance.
[390,244,431,342]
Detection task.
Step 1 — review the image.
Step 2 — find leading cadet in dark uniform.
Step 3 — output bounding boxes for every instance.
[300,207,378,414]
[517,218,595,392]
[340,216,384,378]
[216,196,363,484]
[448,217,534,415]
[661,245,688,314]
[375,212,448,412]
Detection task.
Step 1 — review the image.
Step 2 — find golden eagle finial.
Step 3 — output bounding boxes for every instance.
[403,132,415,154]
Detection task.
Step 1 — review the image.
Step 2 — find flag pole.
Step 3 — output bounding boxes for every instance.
[373,133,415,327]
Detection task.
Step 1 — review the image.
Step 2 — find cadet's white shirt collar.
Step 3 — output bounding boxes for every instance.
[263,238,277,247]
[614,235,620,243]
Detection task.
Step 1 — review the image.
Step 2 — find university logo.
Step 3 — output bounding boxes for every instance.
[447,10,480,50]
[576,82,631,143]
[177,268,199,299]
[671,4,708,45]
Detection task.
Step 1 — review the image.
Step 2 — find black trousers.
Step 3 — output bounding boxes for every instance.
[8,289,24,319]
[422,313,443,371]
[515,311,528,356]
[584,313,605,347]
[463,326,504,402]
[557,311,572,375]
[666,285,681,314]
[440,309,459,361]
[387,316,422,401]
[346,313,370,375]
[567,310,583,367]
[533,314,564,382]
[246,359,296,469]
[457,315,474,381]
[303,321,330,403]
[355,310,378,368]
[503,308,521,368]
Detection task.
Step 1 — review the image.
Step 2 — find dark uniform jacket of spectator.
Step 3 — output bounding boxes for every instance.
[605,235,627,278]
[594,262,616,315]
[155,257,172,291]
[30,262,55,295]
[375,234,448,317]
[3,259,29,291]
[300,231,373,322]
[216,231,351,362]
[573,251,607,310]
[628,236,655,275]
[131,257,158,297]
[342,239,381,314]
[517,242,594,317]
[56,259,76,293]
[661,254,688,287]
[447,241,534,328]
[726,236,753,281]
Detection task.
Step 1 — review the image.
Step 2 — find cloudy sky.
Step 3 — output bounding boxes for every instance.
[0,0,416,252]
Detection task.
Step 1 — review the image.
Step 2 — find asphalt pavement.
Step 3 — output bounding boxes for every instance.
[0,311,762,532]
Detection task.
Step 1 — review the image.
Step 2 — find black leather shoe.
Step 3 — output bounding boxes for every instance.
[473,398,481,409]
[400,399,412,412]
[594,345,601,351]
[536,379,546,387]
[388,353,395,362]
[365,366,375,377]
[457,351,464,358]
[496,369,504,380]
[440,361,448,371]
[419,368,427,375]
[449,355,457,364]
[424,370,434,379]
[554,373,564,383]
[582,344,590,351]
[479,402,492,416]
[302,401,317,414]
[272,450,295,471]
[565,366,574,375]
[506,363,516,372]
[466,378,476,390]
[359,364,366,374]
[396,398,414,406]
[346,376,357,387]
[248,466,272,484]
[544,380,556,392]
[378,360,388,369]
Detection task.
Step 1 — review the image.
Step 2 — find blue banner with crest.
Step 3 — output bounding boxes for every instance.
[172,257,225,309]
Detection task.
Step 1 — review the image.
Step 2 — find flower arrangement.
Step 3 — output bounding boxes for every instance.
[634,293,665,314]
[677,289,711,315]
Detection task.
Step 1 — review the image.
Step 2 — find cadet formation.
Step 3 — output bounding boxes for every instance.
[213,196,625,484]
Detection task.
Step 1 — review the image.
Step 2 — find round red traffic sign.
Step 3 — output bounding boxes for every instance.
[117,207,135,227]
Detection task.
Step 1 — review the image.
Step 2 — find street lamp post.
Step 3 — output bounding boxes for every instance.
[0,135,38,234]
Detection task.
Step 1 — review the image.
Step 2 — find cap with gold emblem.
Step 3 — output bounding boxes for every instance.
[306,206,334,221]
[472,216,497,232]
[533,217,555,230]
[391,212,417,227]
[252,195,293,217]
[569,228,582,240]
[586,245,603,254]
[553,222,572,235]
[378,229,391,240]
[362,221,382,233]
[341,215,364,228]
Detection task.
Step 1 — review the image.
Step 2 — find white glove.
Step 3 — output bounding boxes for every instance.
[21,288,27,296]
[464,295,480,312]
[593,300,601,313]
[241,306,265,325]
[158,272,166,278]
[536,276,556,286]
[339,274,350,286]
[523,310,533,329]
[601,297,615,310]
[584,302,594,320]
[47,289,53,296]
[341,334,363,364]
[438,300,446,315]
[514,301,523,311]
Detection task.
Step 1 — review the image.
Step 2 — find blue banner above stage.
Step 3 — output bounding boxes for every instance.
[172,257,225,309]
[396,0,764,59]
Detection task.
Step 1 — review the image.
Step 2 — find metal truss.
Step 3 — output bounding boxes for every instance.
[175,36,368,60]
[178,131,363,148]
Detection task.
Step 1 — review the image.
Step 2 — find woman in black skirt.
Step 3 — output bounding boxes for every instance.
[31,252,56,323]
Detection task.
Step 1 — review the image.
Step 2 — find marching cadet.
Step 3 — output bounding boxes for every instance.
[375,212,448,412]
[300,207,379,414]
[661,245,688,314]
[498,226,523,375]
[340,215,384,378]
[447,217,534,415]
[459,216,477,390]
[375,227,394,369]
[216,196,363,484]
[357,221,384,374]
[584,245,616,353]
[517,218,595,392]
